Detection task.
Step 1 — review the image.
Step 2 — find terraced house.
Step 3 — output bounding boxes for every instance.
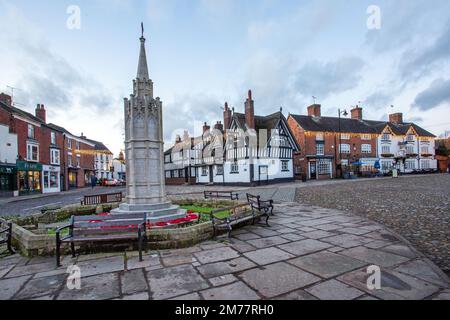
[287,104,437,180]
[0,92,110,196]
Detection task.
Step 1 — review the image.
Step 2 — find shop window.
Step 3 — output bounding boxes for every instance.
[318,160,331,175]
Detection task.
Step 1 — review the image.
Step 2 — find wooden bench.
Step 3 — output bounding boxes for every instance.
[210,203,270,239]
[0,218,14,254]
[204,190,239,201]
[55,213,148,267]
[81,192,123,206]
[246,193,274,216]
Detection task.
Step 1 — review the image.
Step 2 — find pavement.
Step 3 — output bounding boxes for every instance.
[296,174,450,274]
[1,201,448,300]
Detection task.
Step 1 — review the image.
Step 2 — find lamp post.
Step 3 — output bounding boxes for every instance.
[336,108,348,178]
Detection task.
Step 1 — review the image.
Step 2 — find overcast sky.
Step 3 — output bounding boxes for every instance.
[1,0,449,155]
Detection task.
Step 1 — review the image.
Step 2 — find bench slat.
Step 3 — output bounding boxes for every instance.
[73,227,140,236]
[74,214,145,222]
[62,233,138,242]
[73,220,144,228]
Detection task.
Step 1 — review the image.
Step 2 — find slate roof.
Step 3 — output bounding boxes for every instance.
[290,114,436,137]
[0,100,42,124]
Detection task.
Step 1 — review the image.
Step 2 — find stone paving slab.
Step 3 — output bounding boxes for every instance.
[244,247,295,265]
[194,247,240,264]
[239,262,321,298]
[14,273,67,300]
[306,279,365,300]
[288,251,367,279]
[278,239,333,256]
[147,264,209,300]
[0,201,448,300]
[196,257,257,279]
[338,267,441,300]
[58,273,121,300]
[200,281,260,300]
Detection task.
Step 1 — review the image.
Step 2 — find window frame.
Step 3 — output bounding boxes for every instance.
[27,143,39,162]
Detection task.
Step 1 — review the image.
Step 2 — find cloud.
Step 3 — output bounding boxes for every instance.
[364,91,393,109]
[400,22,450,81]
[163,94,224,144]
[291,57,365,100]
[413,78,450,111]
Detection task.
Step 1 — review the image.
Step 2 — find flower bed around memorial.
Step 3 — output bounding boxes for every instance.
[8,199,240,256]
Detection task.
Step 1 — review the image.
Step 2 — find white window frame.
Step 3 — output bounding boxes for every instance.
[382,146,391,154]
[27,143,39,162]
[28,124,35,139]
[281,160,289,172]
[67,138,72,149]
[340,133,350,140]
[316,143,324,156]
[201,167,208,176]
[361,134,371,140]
[382,133,391,141]
[230,162,239,173]
[317,159,331,175]
[361,144,372,154]
[339,144,350,154]
[50,149,60,165]
[51,132,56,145]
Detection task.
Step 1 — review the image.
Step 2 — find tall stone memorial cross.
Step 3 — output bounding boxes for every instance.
[111,24,187,223]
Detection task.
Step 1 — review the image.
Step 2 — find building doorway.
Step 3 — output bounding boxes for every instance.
[209,166,214,183]
[309,162,317,180]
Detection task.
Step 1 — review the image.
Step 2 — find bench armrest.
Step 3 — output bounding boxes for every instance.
[56,224,72,234]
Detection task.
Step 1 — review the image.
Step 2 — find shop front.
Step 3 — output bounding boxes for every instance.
[42,165,61,194]
[17,161,42,196]
[68,168,78,189]
[0,164,17,197]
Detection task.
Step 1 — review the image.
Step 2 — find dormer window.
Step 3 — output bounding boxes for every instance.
[407,134,415,142]
[382,133,391,141]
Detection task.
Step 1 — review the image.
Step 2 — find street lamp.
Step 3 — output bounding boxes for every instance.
[336,109,348,178]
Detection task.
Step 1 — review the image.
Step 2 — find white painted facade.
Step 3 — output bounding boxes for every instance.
[42,164,61,194]
[95,152,114,179]
[193,114,298,185]
[377,126,437,174]
[112,159,126,180]
[0,124,18,164]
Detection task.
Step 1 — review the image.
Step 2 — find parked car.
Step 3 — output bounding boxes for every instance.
[104,179,123,187]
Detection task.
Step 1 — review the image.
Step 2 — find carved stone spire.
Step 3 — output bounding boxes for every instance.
[137,22,149,80]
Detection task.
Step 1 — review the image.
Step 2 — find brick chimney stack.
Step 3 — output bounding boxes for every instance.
[223,102,232,131]
[351,106,363,120]
[389,113,403,124]
[214,121,224,132]
[203,122,210,134]
[245,90,255,130]
[307,104,321,117]
[0,93,12,106]
[35,104,46,123]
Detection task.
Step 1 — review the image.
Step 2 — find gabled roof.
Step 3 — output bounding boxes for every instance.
[290,114,436,138]
[231,111,300,151]
[85,138,113,153]
[0,100,42,124]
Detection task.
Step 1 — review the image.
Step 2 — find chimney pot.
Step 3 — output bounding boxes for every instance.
[351,106,363,120]
[35,103,47,123]
[307,104,321,117]
[389,113,403,124]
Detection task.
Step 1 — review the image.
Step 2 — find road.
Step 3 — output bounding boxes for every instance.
[0,175,425,218]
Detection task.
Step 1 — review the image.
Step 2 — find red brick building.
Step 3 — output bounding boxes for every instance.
[0,93,102,196]
[288,104,379,180]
